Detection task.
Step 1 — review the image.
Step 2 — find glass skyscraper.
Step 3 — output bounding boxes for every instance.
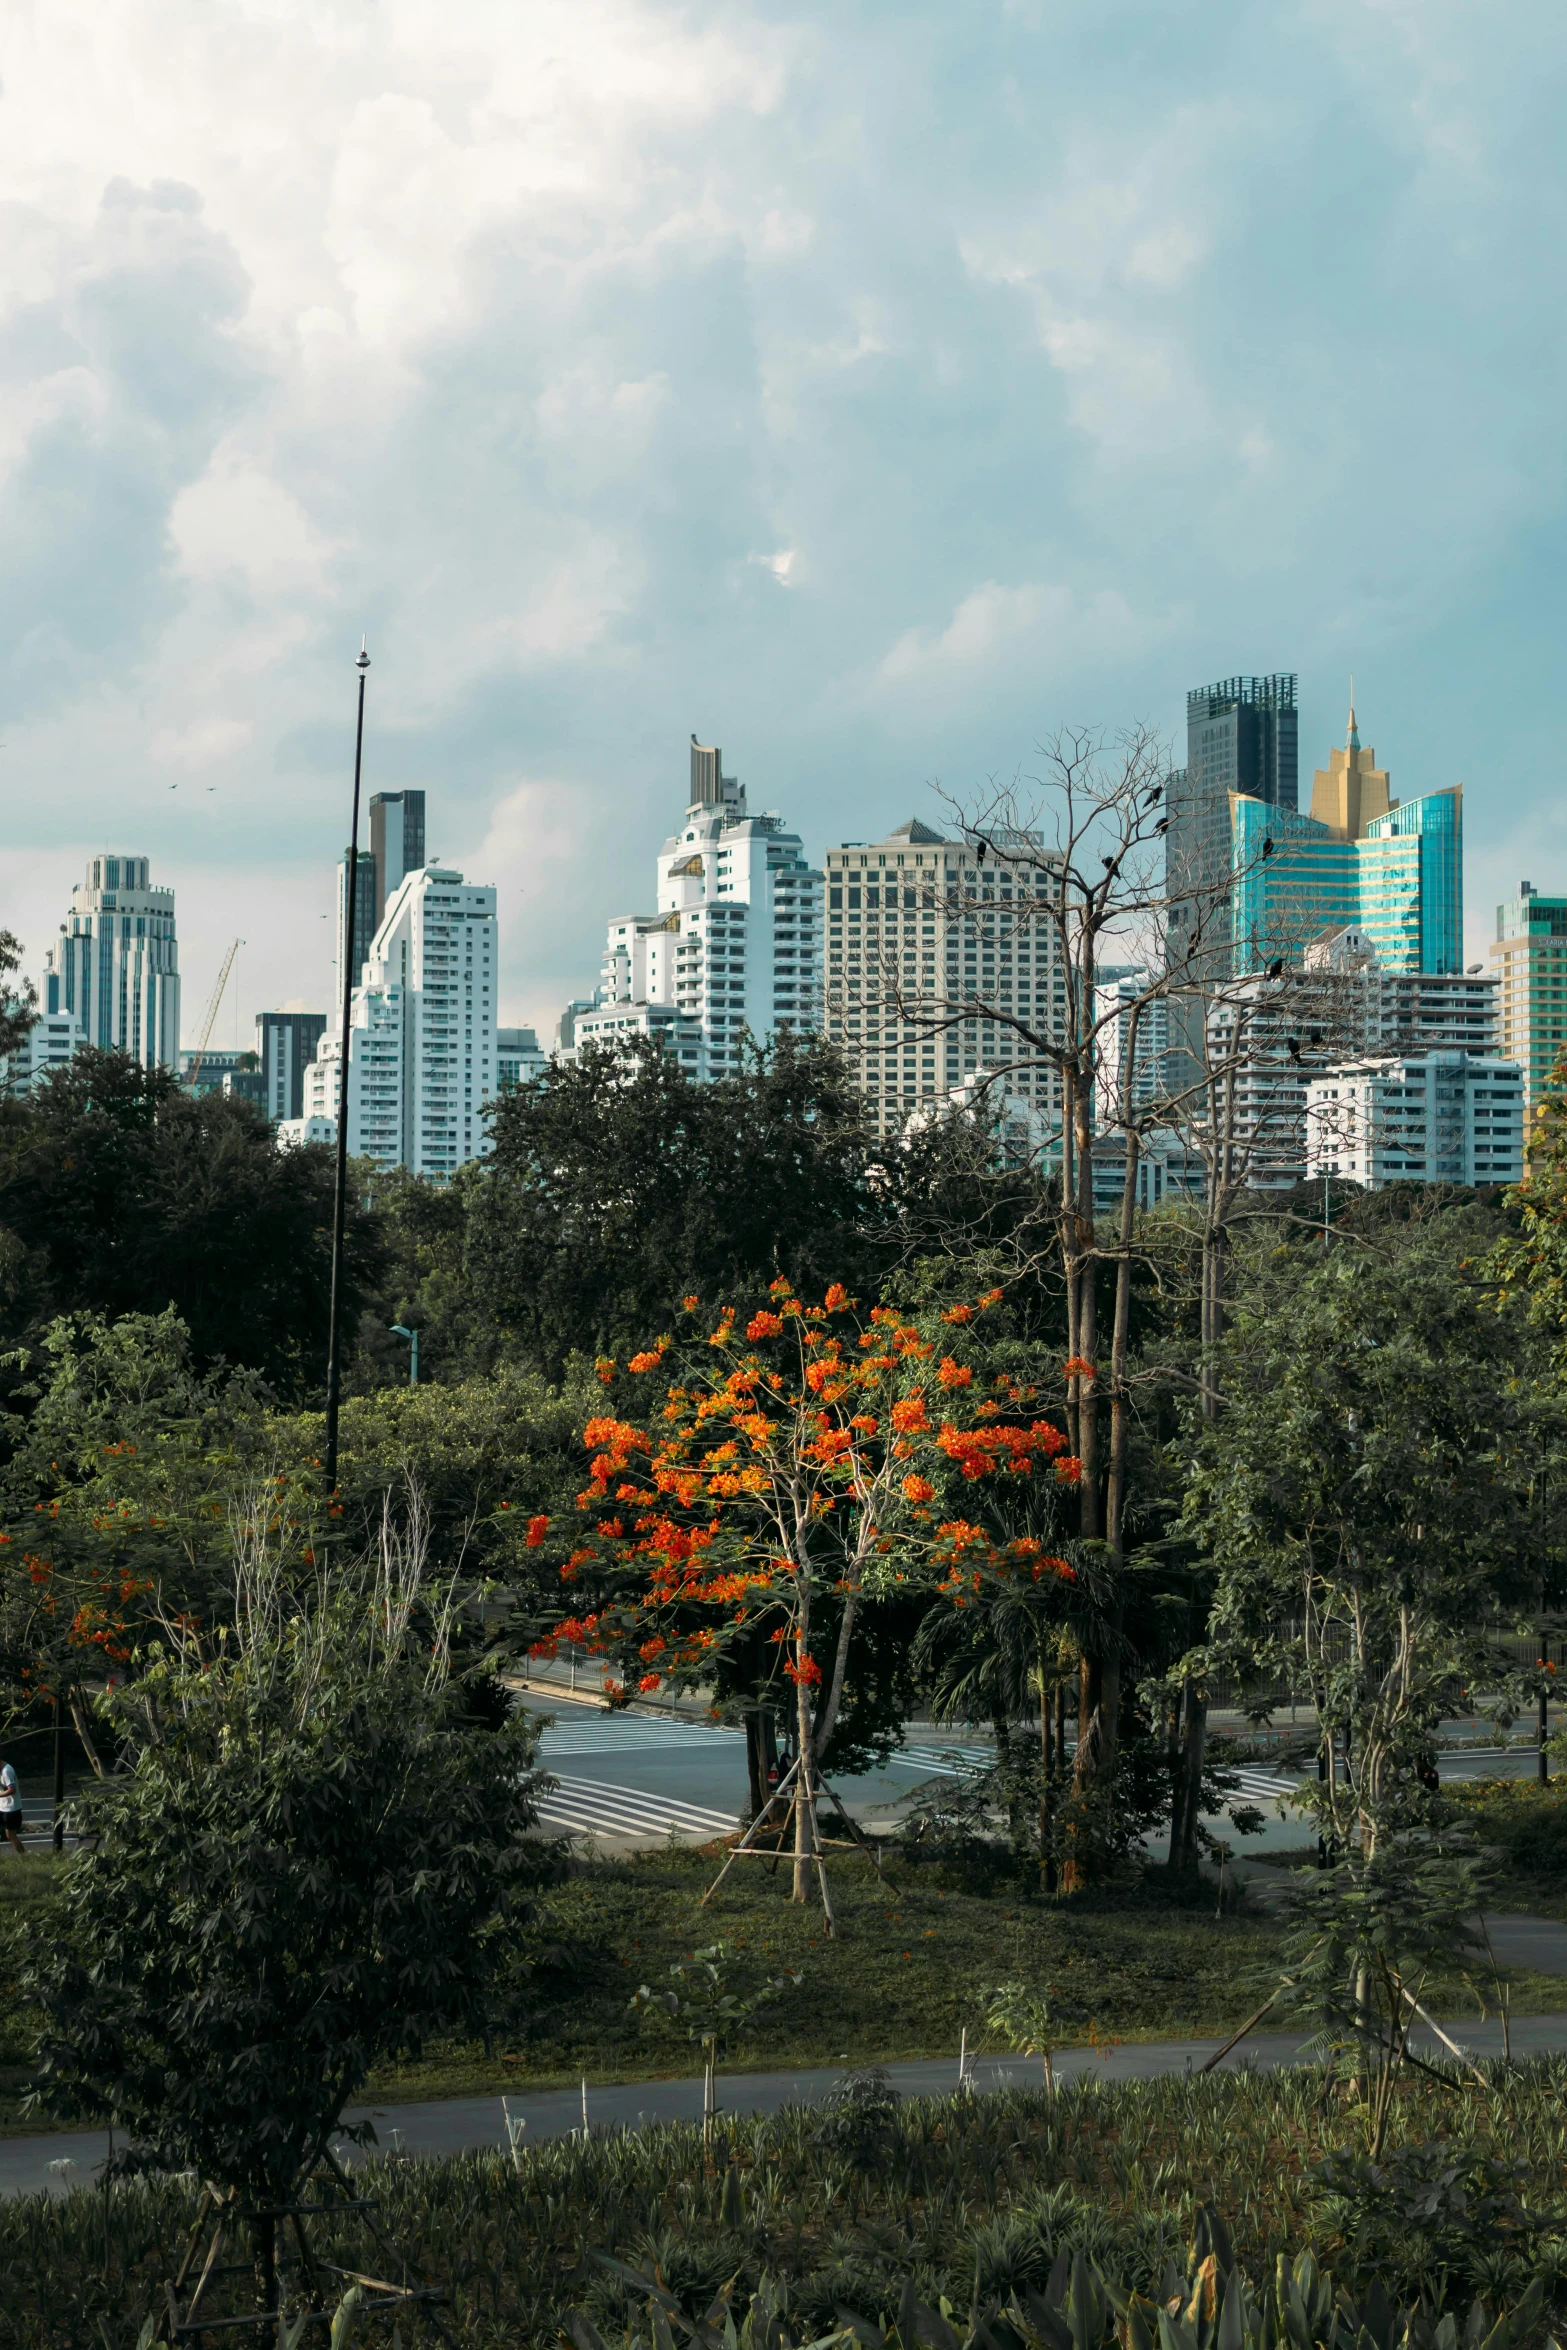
[1167,674,1298,979]
[1230,786,1462,975]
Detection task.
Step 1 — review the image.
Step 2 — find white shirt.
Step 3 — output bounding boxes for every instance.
[0,1763,18,1811]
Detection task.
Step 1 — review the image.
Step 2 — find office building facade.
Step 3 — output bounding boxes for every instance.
[4,1010,82,1094]
[1305,1053,1523,1189]
[303,865,498,1179]
[336,849,377,1004]
[1229,707,1462,976]
[569,739,821,1077]
[1491,882,1567,1110]
[496,1027,548,1091]
[1201,935,1502,1190]
[334,792,427,1002]
[823,821,1066,1137]
[256,1011,328,1123]
[370,791,426,929]
[42,855,180,1070]
[1166,674,1298,977]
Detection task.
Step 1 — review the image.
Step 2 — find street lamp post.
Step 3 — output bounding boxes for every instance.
[324,640,370,1495]
[389,1324,420,1386]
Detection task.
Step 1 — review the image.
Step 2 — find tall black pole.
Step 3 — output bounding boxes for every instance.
[51,1691,65,1851]
[324,640,370,1493]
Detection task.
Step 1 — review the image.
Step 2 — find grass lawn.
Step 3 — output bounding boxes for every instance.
[358,1839,1567,2108]
[4,1830,1566,2132]
[366,1843,1286,2105]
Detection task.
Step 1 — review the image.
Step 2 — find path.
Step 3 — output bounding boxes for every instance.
[6,2005,1567,2202]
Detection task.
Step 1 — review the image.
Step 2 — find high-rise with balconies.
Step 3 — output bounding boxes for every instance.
[570,738,821,1076]
[303,865,497,1179]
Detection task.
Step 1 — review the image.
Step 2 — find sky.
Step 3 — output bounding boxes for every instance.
[2,0,1564,1044]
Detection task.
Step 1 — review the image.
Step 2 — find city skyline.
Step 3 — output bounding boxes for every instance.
[0,676,1516,1055]
[0,7,1561,1044]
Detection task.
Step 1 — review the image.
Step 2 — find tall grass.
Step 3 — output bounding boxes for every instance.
[6,2060,1567,2349]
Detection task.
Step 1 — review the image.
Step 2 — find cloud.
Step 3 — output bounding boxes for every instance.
[0,0,1562,1034]
[873,581,1171,717]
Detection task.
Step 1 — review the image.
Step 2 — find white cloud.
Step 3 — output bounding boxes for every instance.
[874,580,1162,706]
[0,0,1561,1035]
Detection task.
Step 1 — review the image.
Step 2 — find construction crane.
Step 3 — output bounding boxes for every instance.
[187,939,243,1091]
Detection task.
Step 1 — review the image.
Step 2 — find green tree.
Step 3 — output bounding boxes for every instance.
[0,1310,281,1737]
[426,1034,894,1377]
[25,1527,550,2290]
[0,1050,385,1394]
[1185,1228,1565,1860]
[0,929,37,1063]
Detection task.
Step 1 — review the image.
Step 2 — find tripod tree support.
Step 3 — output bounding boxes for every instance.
[523,1277,1078,1931]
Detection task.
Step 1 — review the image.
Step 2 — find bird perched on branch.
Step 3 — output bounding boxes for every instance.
[1266,958,1284,979]
[1261,838,1275,859]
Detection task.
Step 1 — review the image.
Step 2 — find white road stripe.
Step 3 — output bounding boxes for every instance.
[534,1775,736,1841]
[1230,1771,1300,1801]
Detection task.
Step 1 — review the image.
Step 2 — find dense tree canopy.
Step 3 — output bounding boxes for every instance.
[0,1051,384,1398]
[369,1035,893,1378]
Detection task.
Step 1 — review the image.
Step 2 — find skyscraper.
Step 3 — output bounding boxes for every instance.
[303,865,497,1178]
[1166,674,1298,976]
[42,855,180,1069]
[255,1010,328,1123]
[369,791,426,929]
[823,822,1066,1138]
[1307,704,1393,838]
[1229,706,1462,976]
[336,848,377,1002]
[569,739,821,1075]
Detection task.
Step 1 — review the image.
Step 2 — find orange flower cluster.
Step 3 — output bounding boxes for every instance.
[517,1278,1074,1697]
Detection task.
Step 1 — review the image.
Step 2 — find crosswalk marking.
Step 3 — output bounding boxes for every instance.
[1229,1770,1299,1802]
[533,1774,737,1843]
[535,1720,744,1760]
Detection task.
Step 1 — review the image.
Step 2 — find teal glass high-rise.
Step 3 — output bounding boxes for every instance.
[1229,704,1461,976]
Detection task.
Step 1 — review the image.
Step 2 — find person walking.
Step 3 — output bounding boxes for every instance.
[0,1757,23,1855]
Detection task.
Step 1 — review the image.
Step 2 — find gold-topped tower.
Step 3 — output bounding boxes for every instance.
[1308,686,1396,841]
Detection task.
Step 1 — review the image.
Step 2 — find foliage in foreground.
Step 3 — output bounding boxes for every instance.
[21,1538,551,2206]
[7,2061,1567,2349]
[574,2228,1547,2350]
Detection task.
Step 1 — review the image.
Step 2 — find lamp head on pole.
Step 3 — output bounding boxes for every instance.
[357,636,371,677]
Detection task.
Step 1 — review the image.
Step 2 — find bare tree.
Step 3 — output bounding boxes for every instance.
[828,727,1242,1832]
[827,729,1387,1872]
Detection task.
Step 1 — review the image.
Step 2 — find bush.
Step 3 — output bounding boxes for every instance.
[1452,1777,1567,1880]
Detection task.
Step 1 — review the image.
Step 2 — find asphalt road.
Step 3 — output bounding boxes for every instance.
[0,1704,1550,1856]
[518,1698,1557,1855]
[6,2009,1567,2202]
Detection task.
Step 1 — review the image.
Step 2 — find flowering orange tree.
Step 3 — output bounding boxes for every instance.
[528,1277,1078,1900]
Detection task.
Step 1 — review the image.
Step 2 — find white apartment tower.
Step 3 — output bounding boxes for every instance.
[573,739,821,1073]
[42,855,179,1070]
[1305,1053,1523,1189]
[303,866,497,1179]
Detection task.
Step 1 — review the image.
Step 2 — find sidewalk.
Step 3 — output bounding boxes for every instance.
[6,2011,1566,2201]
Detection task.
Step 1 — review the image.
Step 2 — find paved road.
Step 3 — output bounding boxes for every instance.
[7,2011,1567,2202]
[1,1710,1547,1859]
[516,1702,1561,1856]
